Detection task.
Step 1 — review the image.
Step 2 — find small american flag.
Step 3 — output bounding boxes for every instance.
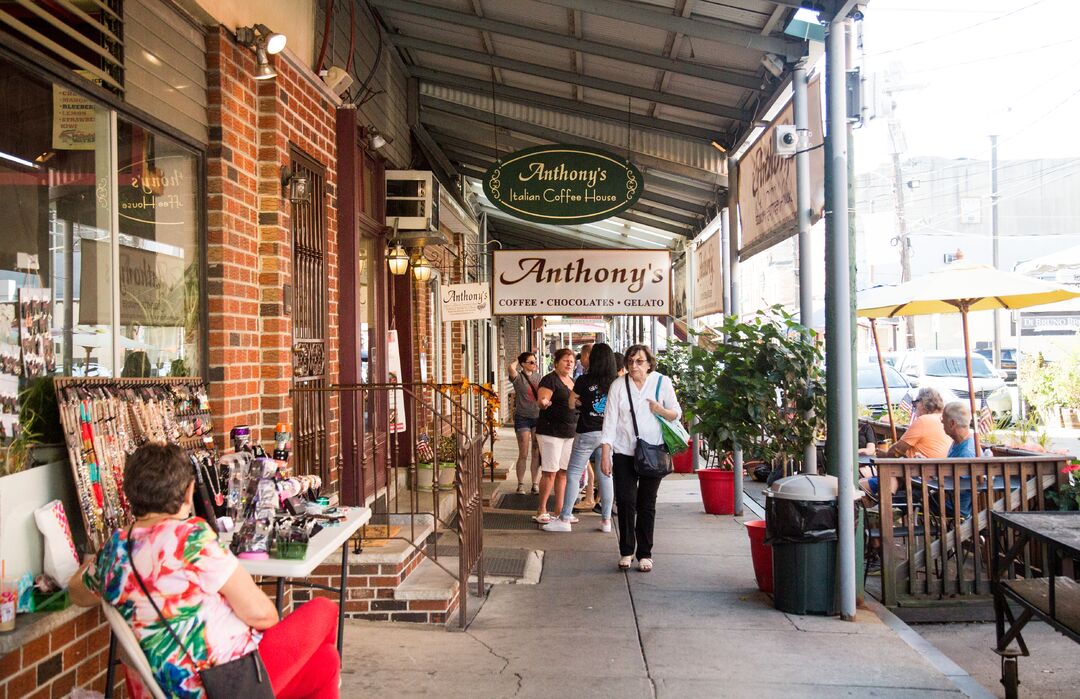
[899,393,914,416]
[416,434,435,461]
[977,405,994,435]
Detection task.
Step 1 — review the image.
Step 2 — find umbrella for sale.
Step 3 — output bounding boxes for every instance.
[857,260,1080,453]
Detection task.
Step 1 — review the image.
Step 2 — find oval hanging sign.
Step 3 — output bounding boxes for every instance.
[483,144,644,225]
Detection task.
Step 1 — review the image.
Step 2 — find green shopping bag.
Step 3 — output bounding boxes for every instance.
[658,414,691,455]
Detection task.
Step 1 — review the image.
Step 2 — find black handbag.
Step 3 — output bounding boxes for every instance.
[125,530,275,698]
[626,375,672,479]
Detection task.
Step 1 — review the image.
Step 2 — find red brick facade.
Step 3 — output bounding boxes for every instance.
[204,28,342,491]
[0,608,125,699]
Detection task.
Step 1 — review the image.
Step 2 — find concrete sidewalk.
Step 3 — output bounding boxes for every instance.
[339,451,980,697]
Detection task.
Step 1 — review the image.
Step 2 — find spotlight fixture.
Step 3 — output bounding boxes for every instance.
[368,126,393,151]
[411,250,433,282]
[387,243,410,276]
[236,24,287,80]
[761,53,785,79]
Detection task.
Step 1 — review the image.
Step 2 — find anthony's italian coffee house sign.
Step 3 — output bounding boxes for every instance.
[493,250,671,316]
[483,145,644,224]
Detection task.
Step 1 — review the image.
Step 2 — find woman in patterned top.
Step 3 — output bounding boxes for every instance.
[69,443,340,699]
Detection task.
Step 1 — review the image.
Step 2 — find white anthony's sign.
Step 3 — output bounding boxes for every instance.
[493,249,671,316]
[387,330,406,434]
[693,234,723,318]
[439,283,491,322]
[737,75,824,258]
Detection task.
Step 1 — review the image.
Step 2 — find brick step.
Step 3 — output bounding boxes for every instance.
[350,513,434,568]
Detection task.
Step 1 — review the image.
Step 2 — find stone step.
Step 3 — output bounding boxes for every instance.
[395,556,460,602]
[349,513,434,567]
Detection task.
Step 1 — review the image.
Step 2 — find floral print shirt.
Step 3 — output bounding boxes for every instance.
[85,517,261,698]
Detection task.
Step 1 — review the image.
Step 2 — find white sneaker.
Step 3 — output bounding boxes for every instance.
[516,484,526,494]
[600,519,612,533]
[530,484,539,495]
[541,519,572,532]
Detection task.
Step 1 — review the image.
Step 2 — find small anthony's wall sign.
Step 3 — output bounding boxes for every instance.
[483,145,644,225]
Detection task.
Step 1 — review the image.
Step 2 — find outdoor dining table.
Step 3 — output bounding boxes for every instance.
[989,511,1080,699]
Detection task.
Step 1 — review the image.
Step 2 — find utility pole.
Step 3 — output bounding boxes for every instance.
[991,134,1001,368]
[890,142,914,348]
[883,76,915,348]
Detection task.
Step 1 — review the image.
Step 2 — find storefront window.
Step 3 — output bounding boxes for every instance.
[358,237,374,383]
[115,119,201,377]
[0,56,203,445]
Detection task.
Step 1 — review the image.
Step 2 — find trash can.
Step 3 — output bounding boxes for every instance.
[764,474,838,615]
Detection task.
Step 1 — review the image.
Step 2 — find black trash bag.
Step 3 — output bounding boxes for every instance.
[764,497,838,545]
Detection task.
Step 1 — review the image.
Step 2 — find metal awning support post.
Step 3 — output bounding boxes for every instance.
[686,237,699,471]
[727,168,743,516]
[824,18,857,621]
[794,59,817,477]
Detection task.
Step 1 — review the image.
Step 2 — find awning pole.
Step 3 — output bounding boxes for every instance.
[727,168,743,516]
[794,59,817,476]
[870,318,897,442]
[825,17,857,621]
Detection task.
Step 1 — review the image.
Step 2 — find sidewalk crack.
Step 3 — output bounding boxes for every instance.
[624,571,658,699]
[464,630,518,695]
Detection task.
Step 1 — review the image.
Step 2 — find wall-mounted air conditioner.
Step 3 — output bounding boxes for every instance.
[386,170,440,232]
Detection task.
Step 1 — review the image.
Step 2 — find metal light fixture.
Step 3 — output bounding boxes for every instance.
[387,243,410,276]
[367,126,392,150]
[281,166,310,203]
[237,24,287,81]
[411,249,433,282]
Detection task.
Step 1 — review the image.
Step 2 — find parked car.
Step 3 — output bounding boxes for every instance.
[974,347,1017,383]
[857,364,915,416]
[894,350,1012,421]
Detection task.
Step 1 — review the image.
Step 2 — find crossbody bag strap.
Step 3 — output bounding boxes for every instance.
[625,374,639,437]
[125,526,201,669]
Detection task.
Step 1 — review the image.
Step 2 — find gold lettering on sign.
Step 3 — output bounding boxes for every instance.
[498,256,664,294]
[518,162,608,189]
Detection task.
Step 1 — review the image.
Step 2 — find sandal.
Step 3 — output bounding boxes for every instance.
[618,556,632,570]
[532,513,552,524]
[638,558,653,573]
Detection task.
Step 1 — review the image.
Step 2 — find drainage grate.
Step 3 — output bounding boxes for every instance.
[438,546,530,578]
[481,511,540,530]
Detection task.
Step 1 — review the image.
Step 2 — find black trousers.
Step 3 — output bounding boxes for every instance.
[612,453,662,559]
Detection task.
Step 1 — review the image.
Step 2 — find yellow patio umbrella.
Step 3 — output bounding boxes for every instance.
[857,260,1080,454]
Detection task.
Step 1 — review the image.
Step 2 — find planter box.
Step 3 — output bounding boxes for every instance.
[413,463,456,491]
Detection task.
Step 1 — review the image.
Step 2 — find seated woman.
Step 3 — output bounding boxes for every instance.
[69,442,340,699]
[859,388,951,499]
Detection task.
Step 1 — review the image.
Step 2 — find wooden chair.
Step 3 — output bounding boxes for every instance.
[101,603,167,699]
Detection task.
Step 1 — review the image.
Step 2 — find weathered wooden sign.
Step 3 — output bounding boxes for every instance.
[483,145,644,225]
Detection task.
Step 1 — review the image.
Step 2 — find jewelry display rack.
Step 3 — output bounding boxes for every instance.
[53,377,216,550]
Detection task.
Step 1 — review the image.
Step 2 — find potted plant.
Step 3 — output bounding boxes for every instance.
[684,307,825,516]
[1020,352,1066,428]
[4,376,65,475]
[656,341,697,473]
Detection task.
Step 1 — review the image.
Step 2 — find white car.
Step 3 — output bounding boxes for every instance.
[857,364,915,416]
[893,350,1012,421]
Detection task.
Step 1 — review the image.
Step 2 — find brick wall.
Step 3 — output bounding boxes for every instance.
[205,28,341,490]
[0,608,125,699]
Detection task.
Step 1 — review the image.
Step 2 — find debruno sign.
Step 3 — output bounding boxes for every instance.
[483,145,644,224]
[493,249,670,316]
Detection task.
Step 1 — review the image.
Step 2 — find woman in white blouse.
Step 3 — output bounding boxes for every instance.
[599,344,682,572]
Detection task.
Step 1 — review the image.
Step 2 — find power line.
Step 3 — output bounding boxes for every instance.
[865,0,1050,57]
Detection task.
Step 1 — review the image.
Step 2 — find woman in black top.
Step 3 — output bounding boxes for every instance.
[533,348,579,524]
[543,343,618,533]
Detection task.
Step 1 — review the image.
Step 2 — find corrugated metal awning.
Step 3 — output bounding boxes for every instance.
[371,0,814,250]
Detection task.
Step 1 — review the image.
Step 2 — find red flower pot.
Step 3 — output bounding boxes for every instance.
[672,438,694,473]
[697,469,734,515]
[744,520,773,593]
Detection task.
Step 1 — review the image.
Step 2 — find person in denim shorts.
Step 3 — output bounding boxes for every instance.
[508,352,541,494]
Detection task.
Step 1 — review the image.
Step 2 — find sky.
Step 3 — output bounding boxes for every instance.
[854,0,1080,172]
